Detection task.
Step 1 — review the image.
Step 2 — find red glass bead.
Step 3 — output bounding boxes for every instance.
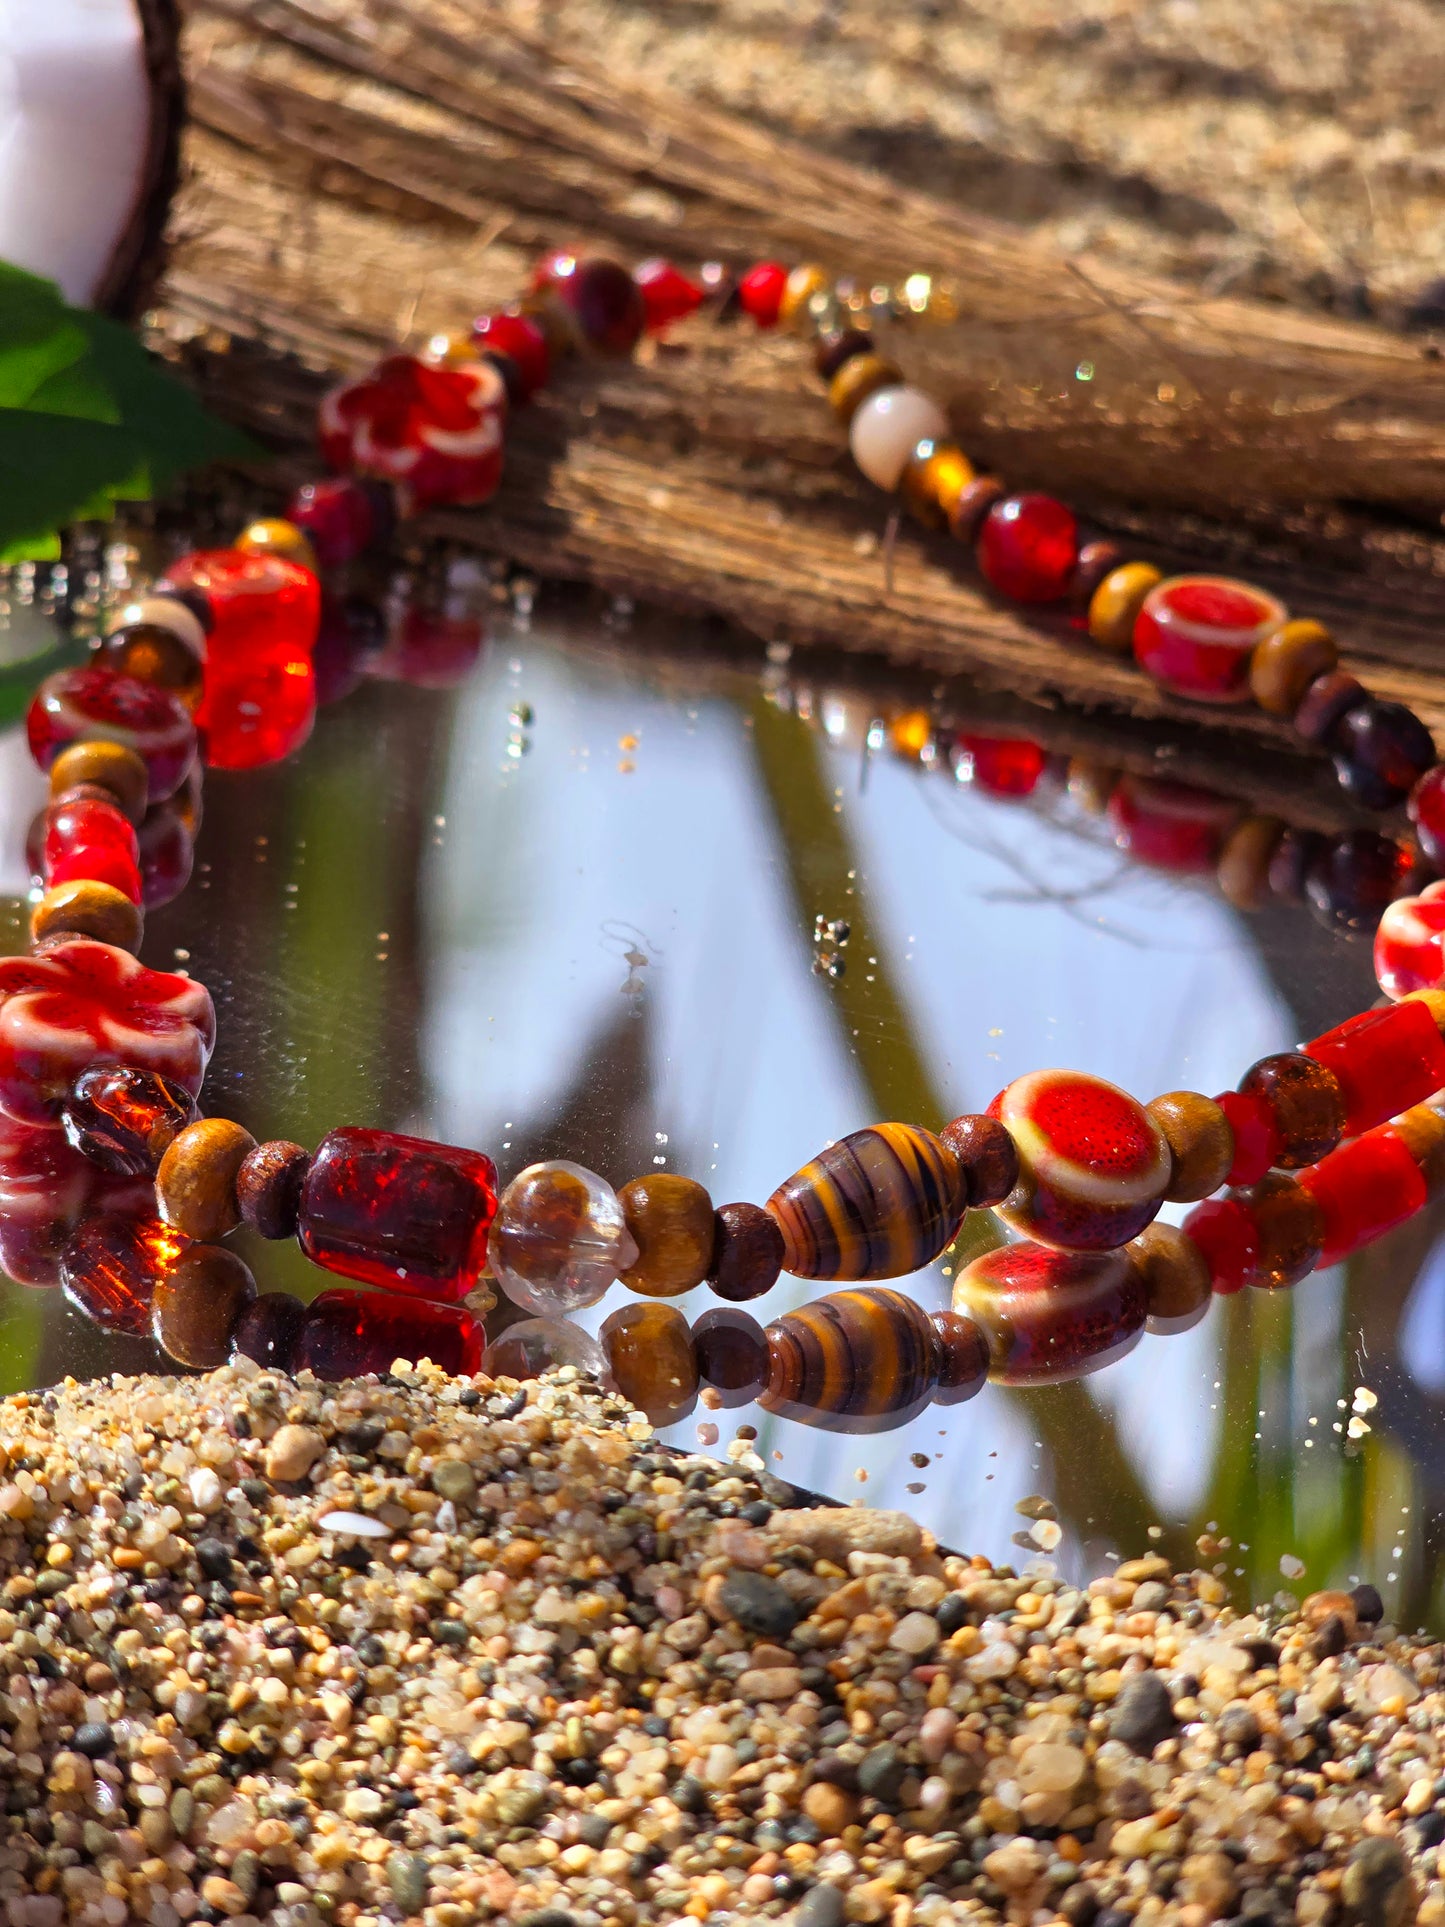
[318,353,507,513]
[369,606,484,689]
[532,249,577,294]
[1180,1196,1259,1295]
[1305,1000,1445,1137]
[231,1292,308,1372]
[60,1212,187,1335]
[0,940,215,1127]
[135,803,194,909]
[42,795,142,904]
[1214,1089,1281,1185]
[976,494,1079,604]
[160,549,320,772]
[1375,880,1445,1000]
[297,1127,498,1302]
[1298,1126,1428,1269]
[634,258,704,332]
[60,1064,199,1177]
[953,1241,1145,1385]
[27,667,196,803]
[738,261,789,327]
[1132,575,1288,704]
[1107,776,1239,875]
[294,1287,484,1377]
[558,259,645,356]
[989,1069,1171,1250]
[286,478,379,568]
[954,733,1047,798]
[1410,764,1445,872]
[471,311,550,397]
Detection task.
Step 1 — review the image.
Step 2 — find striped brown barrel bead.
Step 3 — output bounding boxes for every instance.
[760,1287,941,1432]
[952,1241,1146,1387]
[765,1123,967,1281]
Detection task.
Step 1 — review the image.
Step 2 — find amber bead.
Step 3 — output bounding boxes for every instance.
[815,327,872,380]
[152,1244,258,1369]
[48,740,149,824]
[156,1118,257,1241]
[899,441,976,531]
[767,1123,966,1280]
[600,1300,699,1426]
[1306,830,1415,933]
[706,1200,784,1302]
[1239,1172,1325,1289]
[1248,619,1338,717]
[828,352,901,425]
[1070,540,1125,612]
[1216,814,1285,912]
[618,1174,715,1296]
[692,1306,769,1406]
[939,1114,1019,1208]
[930,1308,989,1406]
[31,880,142,953]
[60,1065,199,1177]
[949,475,1007,544]
[779,264,829,328]
[1293,671,1367,748]
[96,625,204,709]
[1129,1222,1211,1335]
[1238,1051,1346,1169]
[761,1287,939,1433]
[1087,562,1163,654]
[236,517,320,574]
[232,1291,307,1371]
[236,1140,310,1240]
[1146,1091,1235,1203]
[60,1213,186,1335]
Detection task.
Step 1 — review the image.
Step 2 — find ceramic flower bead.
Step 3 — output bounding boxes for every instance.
[1132,575,1288,704]
[318,353,507,514]
[1375,880,1445,1000]
[989,1068,1171,1250]
[0,940,215,1127]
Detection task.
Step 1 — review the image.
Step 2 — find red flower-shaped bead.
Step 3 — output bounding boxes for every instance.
[318,354,507,514]
[1375,879,1445,1000]
[0,940,215,1127]
[27,667,196,802]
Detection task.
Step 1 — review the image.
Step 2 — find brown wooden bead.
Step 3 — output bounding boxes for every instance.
[1238,1051,1346,1169]
[779,264,829,328]
[1070,540,1125,611]
[618,1174,715,1296]
[931,1308,989,1405]
[692,1306,768,1405]
[939,1114,1019,1207]
[1066,757,1121,816]
[156,1118,257,1242]
[600,1300,699,1426]
[1146,1091,1235,1203]
[1129,1222,1211,1335]
[1087,562,1163,653]
[899,441,976,531]
[706,1201,784,1302]
[152,1245,258,1369]
[49,740,150,824]
[828,351,901,425]
[814,327,873,380]
[1294,671,1367,747]
[1241,1172,1325,1289]
[1217,814,1286,912]
[95,625,204,709]
[236,1140,311,1240]
[31,880,142,953]
[948,474,1006,543]
[1249,619,1339,717]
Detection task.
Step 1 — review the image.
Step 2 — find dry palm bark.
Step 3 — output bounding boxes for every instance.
[158,0,1445,756]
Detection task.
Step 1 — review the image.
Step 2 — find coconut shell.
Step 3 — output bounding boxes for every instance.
[93,0,185,318]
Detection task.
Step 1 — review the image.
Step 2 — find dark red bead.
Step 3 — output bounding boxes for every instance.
[295,1287,484,1377]
[297,1127,497,1301]
[1410,765,1445,871]
[976,494,1080,604]
[1333,699,1437,809]
[1268,826,1325,903]
[60,1213,187,1335]
[560,259,645,356]
[135,803,194,909]
[1305,830,1416,933]
[27,667,196,803]
[930,1309,989,1405]
[286,478,378,568]
[231,1291,307,1372]
[706,1202,784,1302]
[692,1306,768,1406]
[312,595,385,708]
[633,259,704,333]
[43,795,142,904]
[369,607,484,690]
[236,1140,310,1240]
[814,328,873,379]
[0,1117,148,1287]
[471,311,550,396]
[1293,672,1368,748]
[738,261,788,327]
[61,1065,200,1177]
[954,733,1047,798]
[1180,1196,1257,1296]
[1214,1089,1281,1185]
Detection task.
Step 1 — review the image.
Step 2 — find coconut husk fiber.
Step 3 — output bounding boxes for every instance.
[150,0,1445,750]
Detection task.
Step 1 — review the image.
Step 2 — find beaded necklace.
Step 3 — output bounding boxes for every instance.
[7,248,1445,1437]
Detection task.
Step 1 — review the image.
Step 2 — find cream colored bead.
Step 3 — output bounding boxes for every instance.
[848,385,949,491]
[107,595,207,661]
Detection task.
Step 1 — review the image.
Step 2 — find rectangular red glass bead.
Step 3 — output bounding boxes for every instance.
[294,1288,483,1377]
[1298,1125,1428,1268]
[1304,1000,1445,1137]
[297,1127,497,1301]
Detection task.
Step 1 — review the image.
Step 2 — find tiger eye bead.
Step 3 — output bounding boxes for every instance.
[48,741,150,824]
[1087,562,1163,654]
[236,1140,311,1240]
[706,1201,784,1302]
[692,1307,769,1406]
[31,880,142,953]
[1145,1091,1235,1203]
[766,1123,966,1281]
[939,1114,1019,1207]
[600,1300,699,1426]
[899,441,976,531]
[1237,1052,1347,1169]
[236,518,321,574]
[1248,619,1339,717]
[152,1245,258,1369]
[618,1175,715,1297]
[1128,1222,1212,1335]
[1216,814,1286,912]
[156,1118,257,1242]
[1238,1172,1325,1289]
[953,1242,1145,1386]
[761,1287,940,1433]
[828,352,902,425]
[930,1309,990,1405]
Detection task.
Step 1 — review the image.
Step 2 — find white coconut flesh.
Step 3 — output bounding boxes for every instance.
[0,0,154,306]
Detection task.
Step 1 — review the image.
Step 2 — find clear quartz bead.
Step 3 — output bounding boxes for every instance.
[481,1315,611,1384]
[491,1159,639,1315]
